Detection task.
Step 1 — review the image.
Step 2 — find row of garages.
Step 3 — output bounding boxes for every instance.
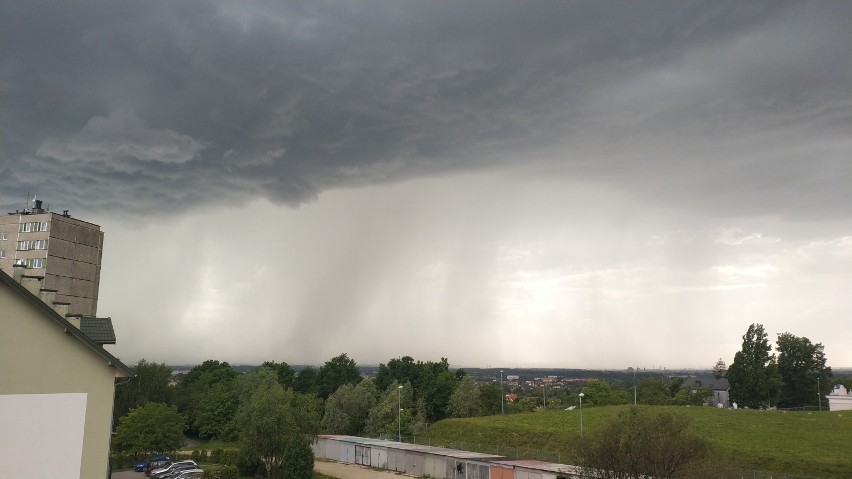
[312,435,583,479]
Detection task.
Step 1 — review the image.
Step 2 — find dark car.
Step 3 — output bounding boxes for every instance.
[135,455,170,472]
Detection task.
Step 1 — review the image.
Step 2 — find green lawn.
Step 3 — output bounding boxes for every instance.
[420,405,852,478]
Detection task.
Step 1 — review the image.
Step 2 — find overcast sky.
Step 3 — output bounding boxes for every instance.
[2,1,851,369]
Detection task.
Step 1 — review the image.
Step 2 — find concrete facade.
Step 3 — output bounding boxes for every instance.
[0,269,130,479]
[0,201,104,316]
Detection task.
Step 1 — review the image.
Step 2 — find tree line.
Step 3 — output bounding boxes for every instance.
[727,323,834,409]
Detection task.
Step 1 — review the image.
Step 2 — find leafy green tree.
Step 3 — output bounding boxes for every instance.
[322,378,378,435]
[279,436,314,479]
[292,366,319,395]
[478,383,502,415]
[113,359,173,424]
[776,332,832,408]
[579,407,714,479]
[365,381,414,438]
[261,361,296,389]
[195,381,240,440]
[174,360,237,436]
[376,356,420,392]
[238,383,316,478]
[712,358,727,380]
[318,353,362,399]
[113,403,185,455]
[727,324,779,409]
[636,378,671,405]
[447,375,482,418]
[581,380,631,406]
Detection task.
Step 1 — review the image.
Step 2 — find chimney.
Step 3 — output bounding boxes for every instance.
[34,199,44,212]
[39,288,57,306]
[66,314,82,329]
[53,302,70,319]
[12,263,26,283]
[21,275,44,296]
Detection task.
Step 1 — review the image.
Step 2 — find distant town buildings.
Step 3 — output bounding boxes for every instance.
[0,198,104,316]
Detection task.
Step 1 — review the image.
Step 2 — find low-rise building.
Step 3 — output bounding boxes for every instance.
[0,267,132,479]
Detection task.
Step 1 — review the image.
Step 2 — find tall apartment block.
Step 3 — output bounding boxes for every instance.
[0,199,104,316]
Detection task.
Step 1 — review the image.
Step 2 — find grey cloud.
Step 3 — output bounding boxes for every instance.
[2,1,850,221]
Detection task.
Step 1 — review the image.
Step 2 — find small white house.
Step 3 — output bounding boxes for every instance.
[827,384,852,411]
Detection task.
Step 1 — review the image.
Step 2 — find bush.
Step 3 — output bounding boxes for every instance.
[192,450,207,463]
[202,464,239,479]
[579,407,712,479]
[281,436,314,479]
[236,450,262,477]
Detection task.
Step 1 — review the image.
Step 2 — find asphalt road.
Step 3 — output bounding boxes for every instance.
[111,470,141,479]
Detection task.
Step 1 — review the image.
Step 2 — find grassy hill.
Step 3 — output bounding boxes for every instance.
[419,405,852,478]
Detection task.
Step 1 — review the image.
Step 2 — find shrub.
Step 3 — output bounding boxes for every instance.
[579,407,712,479]
[202,464,239,479]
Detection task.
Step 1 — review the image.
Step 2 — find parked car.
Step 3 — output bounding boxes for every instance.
[145,459,171,475]
[151,460,197,479]
[135,455,170,472]
[171,469,203,479]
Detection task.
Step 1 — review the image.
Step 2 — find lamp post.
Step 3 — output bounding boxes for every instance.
[397,385,403,442]
[500,370,504,414]
[542,383,547,410]
[817,376,822,411]
[578,392,585,439]
[633,367,637,405]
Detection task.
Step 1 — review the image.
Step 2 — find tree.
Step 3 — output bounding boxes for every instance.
[775,332,832,408]
[173,360,237,436]
[318,353,362,399]
[292,366,319,395]
[581,380,630,406]
[238,383,316,478]
[712,358,727,380]
[727,324,780,409]
[113,403,185,456]
[579,407,713,479]
[195,381,240,440]
[113,359,173,424]
[365,381,414,438]
[261,361,296,389]
[322,379,378,435]
[478,383,502,416]
[447,376,482,418]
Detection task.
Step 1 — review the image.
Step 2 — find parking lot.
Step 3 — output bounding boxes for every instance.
[112,470,140,479]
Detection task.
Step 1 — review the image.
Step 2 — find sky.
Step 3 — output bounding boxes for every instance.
[2,1,851,369]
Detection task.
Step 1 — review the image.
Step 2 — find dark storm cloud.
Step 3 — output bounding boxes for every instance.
[1,1,850,218]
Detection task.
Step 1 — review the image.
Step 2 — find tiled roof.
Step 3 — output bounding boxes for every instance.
[80,317,116,344]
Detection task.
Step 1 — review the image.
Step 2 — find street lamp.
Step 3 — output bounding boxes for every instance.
[578,392,585,439]
[500,370,504,414]
[817,376,822,411]
[397,385,403,442]
[542,383,547,410]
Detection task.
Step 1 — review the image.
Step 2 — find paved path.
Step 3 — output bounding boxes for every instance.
[315,460,409,479]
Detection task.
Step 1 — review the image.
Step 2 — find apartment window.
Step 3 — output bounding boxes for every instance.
[16,240,32,251]
[35,222,49,232]
[0,232,7,240]
[0,250,5,259]
[34,239,48,250]
[23,258,45,269]
[19,222,32,233]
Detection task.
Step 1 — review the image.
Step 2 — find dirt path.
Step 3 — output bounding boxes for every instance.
[315,460,410,479]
